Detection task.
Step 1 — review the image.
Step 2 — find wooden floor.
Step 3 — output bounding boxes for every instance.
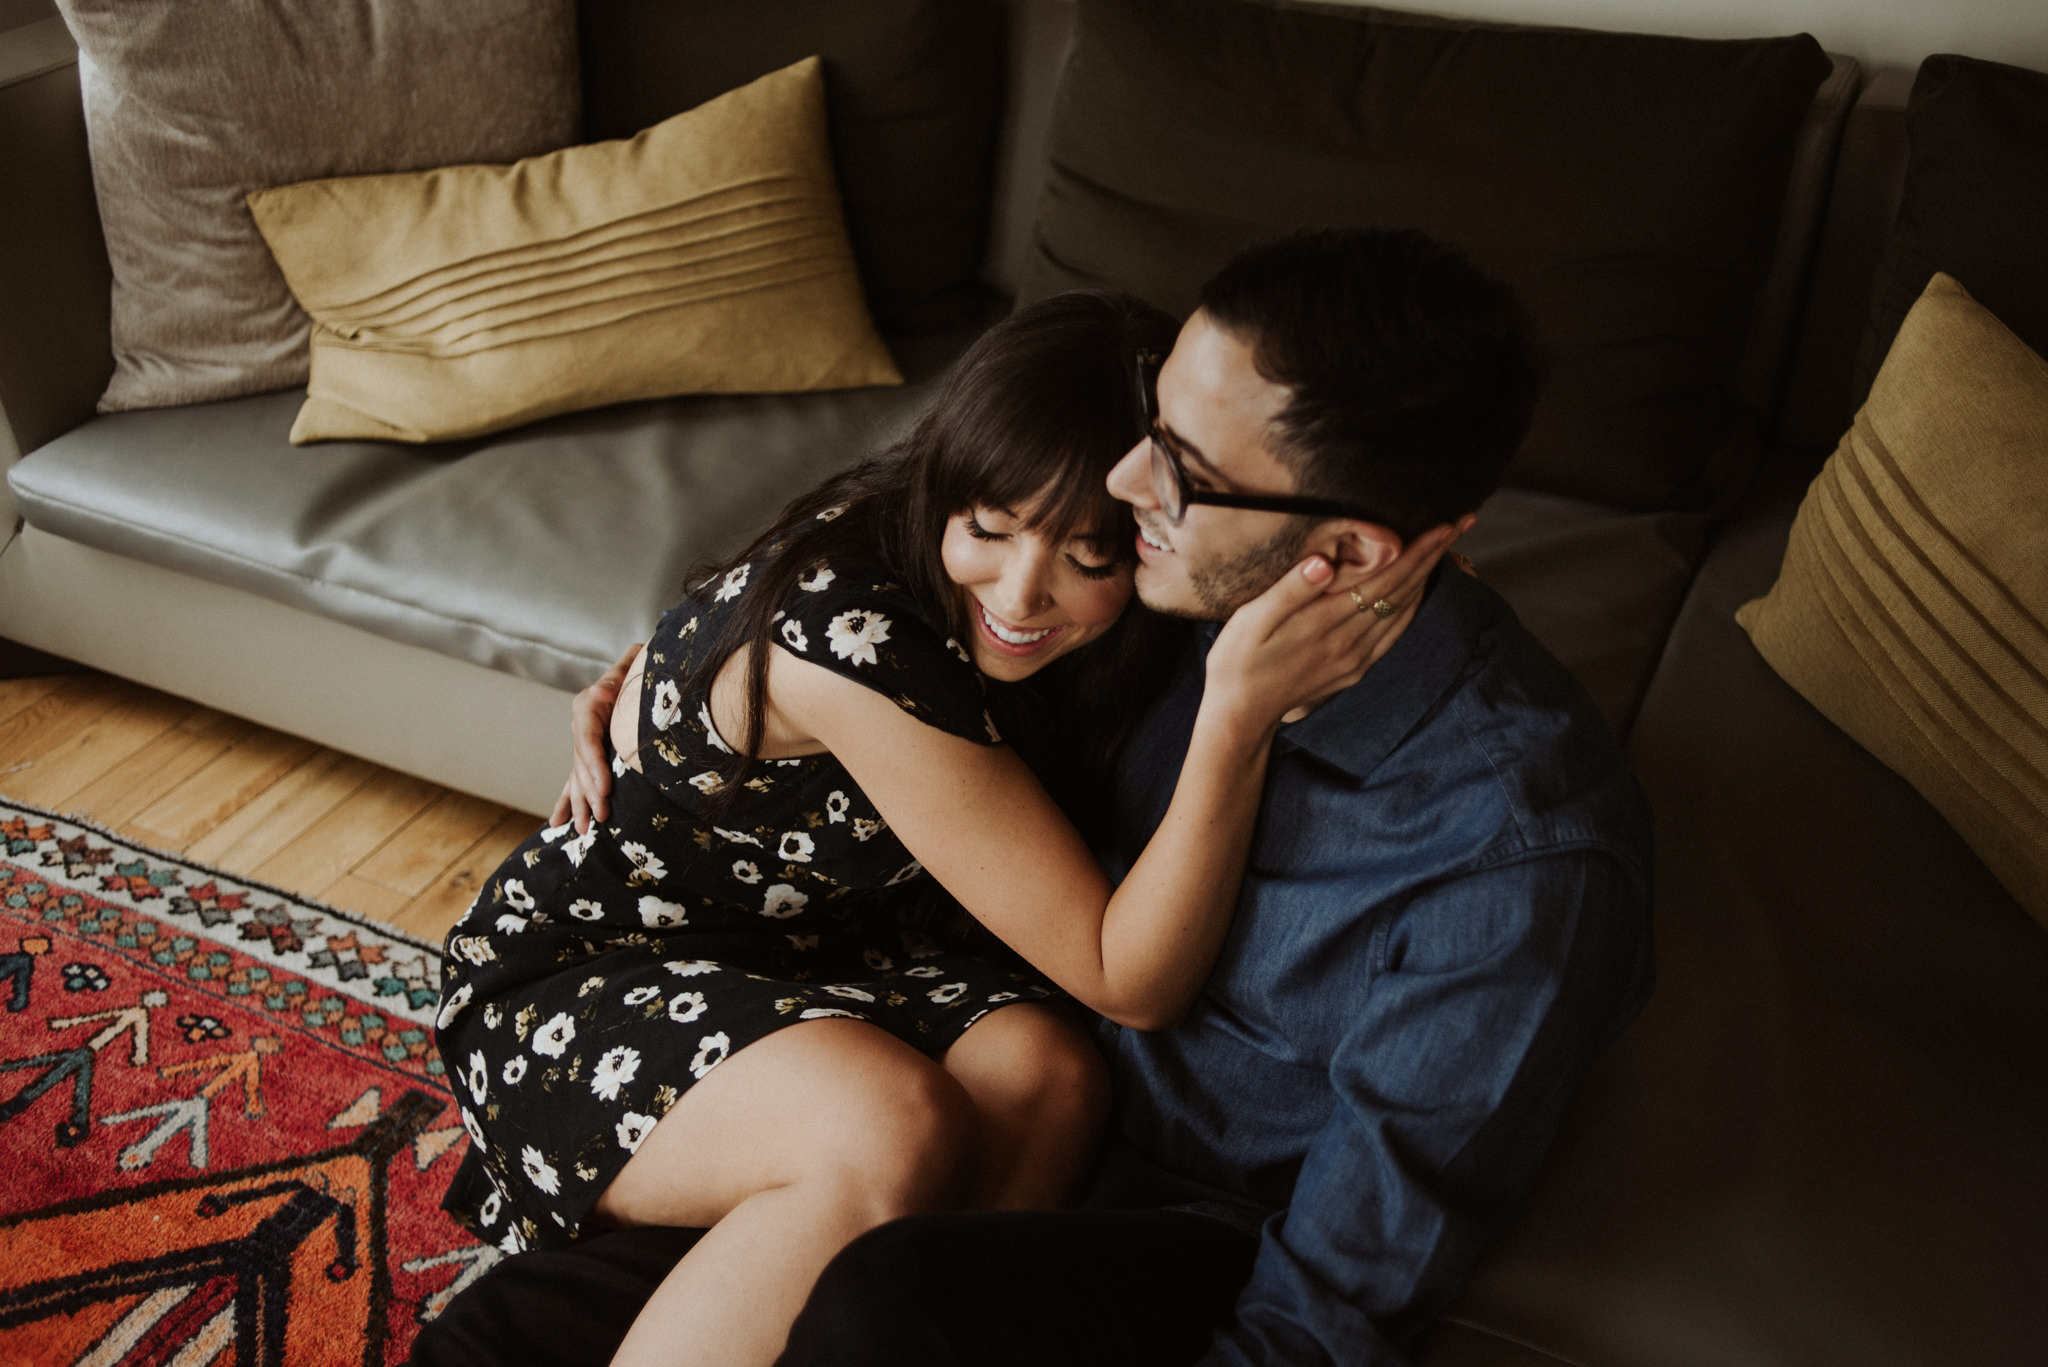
[0,668,541,945]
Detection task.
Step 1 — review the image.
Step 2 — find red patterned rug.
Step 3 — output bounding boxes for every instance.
[0,800,493,1366]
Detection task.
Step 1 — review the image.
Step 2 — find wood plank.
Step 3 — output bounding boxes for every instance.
[320,874,414,927]
[352,791,510,897]
[254,768,442,898]
[387,810,538,943]
[0,672,133,782]
[133,727,322,850]
[69,719,251,833]
[0,676,64,728]
[0,683,203,809]
[176,705,238,736]
[185,749,377,872]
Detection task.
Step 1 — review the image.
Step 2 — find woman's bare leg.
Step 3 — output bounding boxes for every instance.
[596,1018,977,1367]
[941,1003,1110,1210]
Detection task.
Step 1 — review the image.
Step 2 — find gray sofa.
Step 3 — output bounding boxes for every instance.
[1,1,2042,1362]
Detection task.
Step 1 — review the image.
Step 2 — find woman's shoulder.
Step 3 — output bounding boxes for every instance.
[774,558,999,746]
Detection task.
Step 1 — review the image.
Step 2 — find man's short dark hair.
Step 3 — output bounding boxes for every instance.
[1197,227,1543,540]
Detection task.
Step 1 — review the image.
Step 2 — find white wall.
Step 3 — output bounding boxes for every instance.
[1324,0,2048,74]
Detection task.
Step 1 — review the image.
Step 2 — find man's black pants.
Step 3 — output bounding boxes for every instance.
[408,1210,1259,1366]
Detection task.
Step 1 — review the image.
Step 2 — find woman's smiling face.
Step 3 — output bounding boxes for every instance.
[939,496,1134,682]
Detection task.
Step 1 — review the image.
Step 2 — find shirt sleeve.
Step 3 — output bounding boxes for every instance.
[772,559,1001,747]
[1200,849,1653,1367]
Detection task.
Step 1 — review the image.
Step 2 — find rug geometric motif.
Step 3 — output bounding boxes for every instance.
[0,801,497,1366]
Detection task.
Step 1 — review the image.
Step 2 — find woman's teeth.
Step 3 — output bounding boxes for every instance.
[982,605,1053,645]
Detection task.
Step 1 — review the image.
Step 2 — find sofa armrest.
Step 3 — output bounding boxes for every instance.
[0,15,113,466]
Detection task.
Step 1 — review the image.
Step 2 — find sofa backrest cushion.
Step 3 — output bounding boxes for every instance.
[578,0,1005,335]
[1738,273,2048,929]
[1852,54,2048,408]
[1019,0,1831,513]
[57,0,581,414]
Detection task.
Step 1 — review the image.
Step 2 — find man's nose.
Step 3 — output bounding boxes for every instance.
[1107,440,1155,508]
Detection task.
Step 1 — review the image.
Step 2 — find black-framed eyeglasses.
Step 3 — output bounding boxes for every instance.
[1134,349,1386,527]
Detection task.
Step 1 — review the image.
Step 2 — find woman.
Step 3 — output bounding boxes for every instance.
[434,292,1448,1367]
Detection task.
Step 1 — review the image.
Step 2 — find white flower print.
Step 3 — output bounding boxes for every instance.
[620,842,668,882]
[436,982,473,1030]
[986,991,1020,1004]
[617,1112,657,1153]
[651,678,683,731]
[690,1031,731,1079]
[799,565,836,591]
[732,860,762,884]
[624,986,661,1007]
[714,564,750,602]
[760,884,809,919]
[904,966,945,979]
[611,752,627,777]
[532,1012,576,1058]
[461,1107,487,1146]
[688,772,724,794]
[464,1051,490,1104]
[503,879,536,913]
[478,1188,502,1226]
[668,991,707,1024]
[522,1145,561,1196]
[499,1229,526,1255]
[494,914,528,935]
[851,817,885,842]
[863,949,895,972]
[886,860,924,886]
[503,1056,529,1085]
[781,618,810,652]
[456,935,499,966]
[563,828,596,868]
[713,826,762,847]
[665,959,719,977]
[826,609,892,667]
[569,899,605,921]
[927,982,969,1004]
[945,637,971,664]
[778,831,815,864]
[591,1046,642,1101]
[697,702,732,753]
[800,1008,863,1021]
[638,896,689,929]
[823,791,851,824]
[823,985,876,1002]
[483,1003,503,1029]
[541,821,572,843]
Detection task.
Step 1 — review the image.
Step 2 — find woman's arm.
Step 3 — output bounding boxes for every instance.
[776,536,1451,1030]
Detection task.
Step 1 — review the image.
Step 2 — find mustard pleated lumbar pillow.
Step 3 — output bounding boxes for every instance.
[247,56,902,444]
[1737,272,2048,927]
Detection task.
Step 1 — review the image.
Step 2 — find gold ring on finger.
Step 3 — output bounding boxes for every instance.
[1372,597,1397,619]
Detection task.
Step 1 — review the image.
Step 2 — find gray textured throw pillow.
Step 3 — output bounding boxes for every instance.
[58,0,580,413]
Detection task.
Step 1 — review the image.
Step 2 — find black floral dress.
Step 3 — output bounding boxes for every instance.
[435,559,1059,1253]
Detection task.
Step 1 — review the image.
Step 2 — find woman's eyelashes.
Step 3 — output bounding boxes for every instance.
[961,514,1122,582]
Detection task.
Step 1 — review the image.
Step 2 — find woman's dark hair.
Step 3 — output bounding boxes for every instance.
[670,290,1183,821]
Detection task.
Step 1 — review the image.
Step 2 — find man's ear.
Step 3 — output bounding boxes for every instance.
[1319,521,1404,576]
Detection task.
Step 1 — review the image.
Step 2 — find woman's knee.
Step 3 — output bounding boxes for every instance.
[952,1004,1111,1128]
[818,1051,980,1216]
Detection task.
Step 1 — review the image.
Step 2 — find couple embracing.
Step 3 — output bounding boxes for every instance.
[420,228,1652,1367]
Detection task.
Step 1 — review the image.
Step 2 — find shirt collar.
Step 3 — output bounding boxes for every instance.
[1230,565,1489,781]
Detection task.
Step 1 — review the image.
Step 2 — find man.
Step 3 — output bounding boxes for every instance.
[419,228,1652,1366]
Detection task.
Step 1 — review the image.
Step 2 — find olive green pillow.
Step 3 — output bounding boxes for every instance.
[1738,273,2048,927]
[248,56,900,444]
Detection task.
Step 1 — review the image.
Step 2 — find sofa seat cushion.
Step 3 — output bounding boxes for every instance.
[7,327,980,693]
[1425,454,2048,1367]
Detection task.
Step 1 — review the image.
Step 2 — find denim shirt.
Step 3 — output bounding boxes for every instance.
[1089,568,1655,1367]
